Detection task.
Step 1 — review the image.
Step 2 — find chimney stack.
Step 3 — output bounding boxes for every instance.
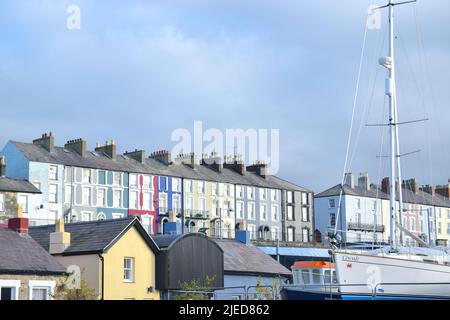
[246,161,268,179]
[149,150,171,165]
[344,172,355,189]
[8,204,28,234]
[64,138,87,157]
[32,132,54,152]
[403,178,419,194]
[49,219,71,254]
[95,140,117,160]
[381,177,390,194]
[201,152,222,172]
[174,152,196,169]
[420,185,436,197]
[223,154,246,175]
[436,181,450,198]
[124,149,146,163]
[358,172,370,191]
[0,156,5,177]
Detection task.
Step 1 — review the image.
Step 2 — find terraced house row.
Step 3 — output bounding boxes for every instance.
[0,132,315,243]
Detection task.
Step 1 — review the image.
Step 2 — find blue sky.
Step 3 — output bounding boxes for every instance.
[0,0,449,192]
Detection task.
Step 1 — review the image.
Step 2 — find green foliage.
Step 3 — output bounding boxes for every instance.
[174,275,216,300]
[253,278,273,300]
[52,270,98,300]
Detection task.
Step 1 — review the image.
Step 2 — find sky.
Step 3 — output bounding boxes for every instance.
[0,0,449,193]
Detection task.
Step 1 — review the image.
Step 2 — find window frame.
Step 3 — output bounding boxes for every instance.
[123,257,135,283]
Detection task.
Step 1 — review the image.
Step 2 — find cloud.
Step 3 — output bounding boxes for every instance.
[0,0,449,192]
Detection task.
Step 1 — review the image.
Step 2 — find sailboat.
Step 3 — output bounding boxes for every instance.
[331,0,450,300]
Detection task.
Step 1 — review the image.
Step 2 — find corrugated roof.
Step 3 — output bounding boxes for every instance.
[214,239,291,277]
[0,176,41,193]
[29,217,159,255]
[258,246,331,258]
[0,228,66,274]
[9,140,311,192]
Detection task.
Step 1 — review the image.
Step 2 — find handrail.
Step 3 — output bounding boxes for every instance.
[246,285,276,300]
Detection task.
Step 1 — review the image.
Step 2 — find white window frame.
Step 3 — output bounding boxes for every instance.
[130,191,139,209]
[247,186,254,200]
[82,187,91,206]
[49,184,58,203]
[82,168,92,184]
[271,205,279,222]
[64,185,72,204]
[0,280,21,300]
[81,211,92,222]
[49,165,58,180]
[0,193,6,212]
[124,257,135,283]
[236,201,244,219]
[18,194,29,213]
[159,193,168,210]
[113,172,122,186]
[247,202,255,220]
[259,188,266,200]
[28,280,56,300]
[236,186,243,198]
[97,188,107,207]
[129,174,138,188]
[173,194,181,211]
[271,189,278,201]
[113,189,122,208]
[260,204,267,221]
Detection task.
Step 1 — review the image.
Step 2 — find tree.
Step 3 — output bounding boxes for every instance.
[253,278,273,300]
[52,270,98,300]
[174,275,216,300]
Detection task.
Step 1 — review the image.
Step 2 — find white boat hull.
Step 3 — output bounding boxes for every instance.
[333,251,450,299]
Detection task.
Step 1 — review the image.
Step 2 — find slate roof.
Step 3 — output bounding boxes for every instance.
[315,184,450,208]
[29,217,159,255]
[152,234,181,249]
[0,228,66,275]
[8,140,312,192]
[214,239,291,277]
[0,176,41,194]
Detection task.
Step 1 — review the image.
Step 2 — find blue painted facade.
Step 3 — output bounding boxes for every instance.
[156,175,183,234]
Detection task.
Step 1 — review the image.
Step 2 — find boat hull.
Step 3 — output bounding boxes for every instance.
[333,251,450,299]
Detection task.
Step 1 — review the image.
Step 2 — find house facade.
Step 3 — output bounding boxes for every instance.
[29,217,160,300]
[314,173,449,246]
[2,134,316,245]
[0,172,42,226]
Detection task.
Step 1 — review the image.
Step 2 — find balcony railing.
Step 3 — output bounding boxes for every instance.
[184,209,209,219]
[348,222,385,233]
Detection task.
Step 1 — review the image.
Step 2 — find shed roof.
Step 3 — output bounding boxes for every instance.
[0,176,41,194]
[214,240,291,277]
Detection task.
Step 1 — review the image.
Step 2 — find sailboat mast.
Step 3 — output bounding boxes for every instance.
[388,0,397,250]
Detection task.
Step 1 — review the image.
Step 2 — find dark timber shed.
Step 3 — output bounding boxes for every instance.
[153,233,224,292]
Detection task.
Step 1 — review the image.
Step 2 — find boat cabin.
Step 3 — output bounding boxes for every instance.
[291,261,337,287]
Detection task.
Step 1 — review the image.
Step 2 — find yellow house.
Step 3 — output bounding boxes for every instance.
[29,217,160,300]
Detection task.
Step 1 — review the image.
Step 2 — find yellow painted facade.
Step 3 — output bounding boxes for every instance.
[183,179,235,238]
[56,225,159,300]
[102,226,159,300]
[435,206,450,243]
